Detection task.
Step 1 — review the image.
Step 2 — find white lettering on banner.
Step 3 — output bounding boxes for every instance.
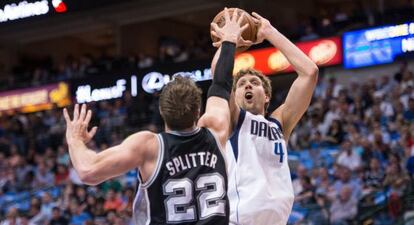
[364,23,413,42]
[131,75,137,97]
[402,37,414,53]
[142,68,212,94]
[0,0,49,23]
[76,79,127,103]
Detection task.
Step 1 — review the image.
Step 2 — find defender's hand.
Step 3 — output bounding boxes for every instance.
[211,8,250,47]
[63,104,97,144]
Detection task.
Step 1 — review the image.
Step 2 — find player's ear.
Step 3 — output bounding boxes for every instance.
[265,94,270,104]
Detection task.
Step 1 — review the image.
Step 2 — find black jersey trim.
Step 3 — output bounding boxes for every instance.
[141,134,164,188]
[267,116,283,132]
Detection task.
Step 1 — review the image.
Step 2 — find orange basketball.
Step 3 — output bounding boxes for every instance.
[211,8,258,52]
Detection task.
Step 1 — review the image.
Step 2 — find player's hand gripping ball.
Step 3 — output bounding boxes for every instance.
[210,8,258,52]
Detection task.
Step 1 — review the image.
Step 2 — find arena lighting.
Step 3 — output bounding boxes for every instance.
[0,0,67,23]
[142,68,212,94]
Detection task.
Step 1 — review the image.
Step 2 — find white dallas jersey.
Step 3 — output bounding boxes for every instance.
[226,109,294,225]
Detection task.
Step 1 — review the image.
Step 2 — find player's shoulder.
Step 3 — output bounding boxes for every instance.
[128,130,157,140]
[124,131,159,151]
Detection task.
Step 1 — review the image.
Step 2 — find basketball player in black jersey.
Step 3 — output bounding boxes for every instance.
[63,8,248,225]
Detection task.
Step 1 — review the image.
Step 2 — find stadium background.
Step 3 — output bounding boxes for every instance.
[0,0,414,224]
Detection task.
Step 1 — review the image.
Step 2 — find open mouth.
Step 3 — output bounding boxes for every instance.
[245,92,253,100]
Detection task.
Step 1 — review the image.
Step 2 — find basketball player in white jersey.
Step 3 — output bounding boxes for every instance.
[211,12,319,225]
[64,9,248,224]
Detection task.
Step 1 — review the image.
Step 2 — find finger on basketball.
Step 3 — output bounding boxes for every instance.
[211,30,220,39]
[240,38,253,46]
[232,8,238,21]
[223,7,230,22]
[252,12,263,20]
[250,16,260,24]
[240,23,249,32]
[211,23,220,32]
[237,12,245,25]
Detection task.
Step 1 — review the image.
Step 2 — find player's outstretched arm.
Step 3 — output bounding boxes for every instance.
[63,104,157,185]
[210,47,241,134]
[199,8,247,147]
[251,12,319,139]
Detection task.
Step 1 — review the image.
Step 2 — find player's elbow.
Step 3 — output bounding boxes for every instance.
[78,169,102,186]
[307,64,319,78]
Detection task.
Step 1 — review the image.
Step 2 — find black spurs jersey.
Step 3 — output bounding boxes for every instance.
[132,127,229,225]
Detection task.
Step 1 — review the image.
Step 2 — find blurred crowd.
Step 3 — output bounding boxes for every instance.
[0,33,213,92]
[288,63,414,224]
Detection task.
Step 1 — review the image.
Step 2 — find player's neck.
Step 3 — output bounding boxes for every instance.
[246,108,265,116]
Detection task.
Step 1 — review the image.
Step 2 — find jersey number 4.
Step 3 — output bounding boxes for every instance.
[274,142,284,163]
[163,173,226,222]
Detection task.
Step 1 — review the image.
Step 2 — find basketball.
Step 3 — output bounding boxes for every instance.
[211,8,258,51]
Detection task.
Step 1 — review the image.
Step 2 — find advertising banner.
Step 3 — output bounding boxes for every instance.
[0,82,71,113]
[70,61,212,103]
[234,36,342,75]
[343,22,414,69]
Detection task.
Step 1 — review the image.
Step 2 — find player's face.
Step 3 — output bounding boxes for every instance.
[234,74,269,115]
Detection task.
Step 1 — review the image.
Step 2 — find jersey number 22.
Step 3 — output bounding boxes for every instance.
[163,173,226,222]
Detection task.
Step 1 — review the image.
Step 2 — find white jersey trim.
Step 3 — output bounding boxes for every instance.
[141,134,164,188]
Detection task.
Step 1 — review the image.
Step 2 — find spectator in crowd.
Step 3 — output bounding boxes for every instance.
[332,167,362,200]
[48,207,68,225]
[41,192,57,220]
[35,162,55,188]
[330,185,358,225]
[29,200,49,225]
[68,199,92,225]
[404,98,414,122]
[363,158,385,193]
[103,189,123,212]
[292,164,308,196]
[337,140,362,171]
[0,207,20,225]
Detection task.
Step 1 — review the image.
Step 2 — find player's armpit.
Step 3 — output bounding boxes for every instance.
[198,96,231,148]
[79,131,158,185]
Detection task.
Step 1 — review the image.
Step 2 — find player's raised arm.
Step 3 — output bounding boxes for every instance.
[251,12,319,139]
[63,104,157,185]
[198,8,248,147]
